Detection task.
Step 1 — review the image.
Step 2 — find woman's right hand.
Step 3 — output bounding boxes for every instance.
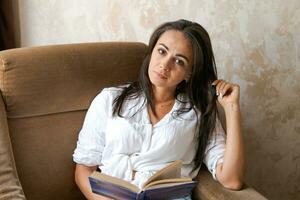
[75,164,113,200]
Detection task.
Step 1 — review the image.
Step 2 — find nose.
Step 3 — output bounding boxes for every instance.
[160,64,169,72]
[160,57,172,72]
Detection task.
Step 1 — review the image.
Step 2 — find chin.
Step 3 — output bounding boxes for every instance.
[150,81,167,88]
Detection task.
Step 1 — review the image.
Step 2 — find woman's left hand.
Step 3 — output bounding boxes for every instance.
[212,79,240,109]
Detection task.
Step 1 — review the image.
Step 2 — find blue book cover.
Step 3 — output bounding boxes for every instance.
[89,161,198,200]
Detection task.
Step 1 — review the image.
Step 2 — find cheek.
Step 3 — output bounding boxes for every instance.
[148,57,156,75]
[170,70,186,82]
[148,61,154,74]
[148,56,159,72]
[185,69,192,77]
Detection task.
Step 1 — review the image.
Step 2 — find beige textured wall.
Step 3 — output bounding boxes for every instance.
[17,1,300,199]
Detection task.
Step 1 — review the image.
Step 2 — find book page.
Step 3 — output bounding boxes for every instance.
[90,171,140,193]
[142,160,182,188]
[143,178,193,189]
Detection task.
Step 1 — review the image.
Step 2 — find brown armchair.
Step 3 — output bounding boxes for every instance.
[0,42,267,200]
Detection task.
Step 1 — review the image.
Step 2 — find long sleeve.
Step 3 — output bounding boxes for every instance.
[73,89,110,166]
[203,118,226,180]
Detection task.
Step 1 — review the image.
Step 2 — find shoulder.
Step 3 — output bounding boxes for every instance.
[94,85,129,101]
[91,84,140,112]
[100,86,125,96]
[87,86,122,111]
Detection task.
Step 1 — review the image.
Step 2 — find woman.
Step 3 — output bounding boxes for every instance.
[73,19,245,200]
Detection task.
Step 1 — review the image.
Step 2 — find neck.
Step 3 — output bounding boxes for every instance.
[152,86,175,103]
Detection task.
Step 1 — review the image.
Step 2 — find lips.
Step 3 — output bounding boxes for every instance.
[154,71,168,79]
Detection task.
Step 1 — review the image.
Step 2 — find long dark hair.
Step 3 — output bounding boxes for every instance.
[113,19,218,172]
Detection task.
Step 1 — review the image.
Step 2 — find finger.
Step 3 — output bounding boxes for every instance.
[212,79,224,92]
[213,80,225,96]
[217,81,227,91]
[220,84,232,98]
[212,79,222,86]
[216,81,227,96]
[212,80,221,96]
[231,84,240,94]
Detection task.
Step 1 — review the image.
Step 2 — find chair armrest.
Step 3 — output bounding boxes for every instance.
[192,168,267,200]
[0,93,26,200]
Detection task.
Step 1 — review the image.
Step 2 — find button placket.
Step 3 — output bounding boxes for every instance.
[140,124,153,153]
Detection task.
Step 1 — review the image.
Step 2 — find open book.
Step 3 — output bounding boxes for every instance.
[89,160,198,200]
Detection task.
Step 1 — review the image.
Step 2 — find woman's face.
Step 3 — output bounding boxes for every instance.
[148,30,193,93]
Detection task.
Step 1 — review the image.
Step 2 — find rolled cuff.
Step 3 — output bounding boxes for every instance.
[72,147,102,166]
[210,156,224,180]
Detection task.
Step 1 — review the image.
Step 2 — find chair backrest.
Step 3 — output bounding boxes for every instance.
[0,42,147,200]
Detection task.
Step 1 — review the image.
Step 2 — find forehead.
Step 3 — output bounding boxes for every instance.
[156,30,193,57]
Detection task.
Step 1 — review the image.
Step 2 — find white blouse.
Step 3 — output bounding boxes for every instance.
[73,87,225,188]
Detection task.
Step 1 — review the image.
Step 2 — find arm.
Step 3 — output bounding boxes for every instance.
[212,80,246,190]
[75,164,112,200]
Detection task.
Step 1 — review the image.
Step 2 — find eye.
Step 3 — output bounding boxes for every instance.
[158,48,166,55]
[175,58,185,66]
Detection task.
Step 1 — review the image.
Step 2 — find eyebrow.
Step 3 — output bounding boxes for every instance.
[158,43,190,63]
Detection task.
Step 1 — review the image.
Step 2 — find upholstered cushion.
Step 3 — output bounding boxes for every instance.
[0,42,147,118]
[193,167,268,200]
[8,111,85,200]
[0,93,25,199]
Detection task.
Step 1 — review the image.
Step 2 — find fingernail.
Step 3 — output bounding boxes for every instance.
[216,90,219,96]
[220,92,223,99]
